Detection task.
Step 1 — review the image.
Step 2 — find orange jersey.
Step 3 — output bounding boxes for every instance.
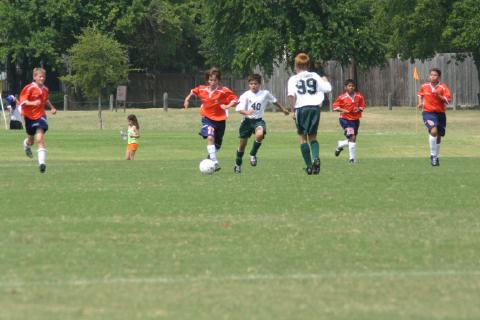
[19,82,49,120]
[333,92,366,120]
[191,85,238,121]
[418,82,451,113]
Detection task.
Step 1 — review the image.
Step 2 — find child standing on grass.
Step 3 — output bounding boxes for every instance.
[287,53,332,175]
[233,74,289,173]
[6,95,23,130]
[333,79,366,164]
[417,68,452,167]
[184,67,238,171]
[19,67,57,173]
[126,114,140,160]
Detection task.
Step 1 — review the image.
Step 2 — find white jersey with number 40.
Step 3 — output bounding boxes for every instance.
[287,71,332,109]
[235,89,277,119]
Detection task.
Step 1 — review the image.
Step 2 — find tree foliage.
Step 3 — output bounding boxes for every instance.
[61,27,129,98]
[373,0,454,60]
[200,0,385,75]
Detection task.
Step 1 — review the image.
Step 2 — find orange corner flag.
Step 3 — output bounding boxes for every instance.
[413,66,420,81]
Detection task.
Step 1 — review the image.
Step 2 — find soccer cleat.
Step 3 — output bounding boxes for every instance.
[312,158,321,175]
[334,147,343,157]
[348,158,357,165]
[249,155,257,166]
[25,147,33,158]
[214,162,221,172]
[39,164,46,173]
[430,156,439,167]
[234,164,241,174]
[305,167,313,175]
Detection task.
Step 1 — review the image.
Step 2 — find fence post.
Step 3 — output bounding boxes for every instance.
[452,92,457,111]
[163,92,168,111]
[329,92,333,112]
[388,93,392,110]
[109,94,114,111]
[63,94,68,111]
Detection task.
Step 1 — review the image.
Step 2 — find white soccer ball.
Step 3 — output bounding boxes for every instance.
[199,159,216,174]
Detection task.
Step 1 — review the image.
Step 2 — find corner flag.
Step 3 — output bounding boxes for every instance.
[413,67,420,81]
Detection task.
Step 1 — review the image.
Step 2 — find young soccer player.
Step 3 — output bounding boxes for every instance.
[233,74,289,173]
[287,53,332,175]
[6,95,23,130]
[417,68,452,166]
[19,67,57,173]
[184,67,238,171]
[126,114,140,160]
[333,79,366,164]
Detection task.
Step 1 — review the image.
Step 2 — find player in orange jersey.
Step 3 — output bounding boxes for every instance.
[333,79,366,164]
[19,68,57,173]
[184,67,238,171]
[417,68,452,167]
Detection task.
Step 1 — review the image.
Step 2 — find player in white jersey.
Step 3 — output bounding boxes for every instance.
[287,53,332,175]
[233,74,289,173]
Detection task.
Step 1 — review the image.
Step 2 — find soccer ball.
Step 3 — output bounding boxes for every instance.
[199,159,216,174]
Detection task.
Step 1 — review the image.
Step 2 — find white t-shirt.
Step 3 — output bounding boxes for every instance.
[287,71,332,109]
[7,105,22,121]
[235,89,277,119]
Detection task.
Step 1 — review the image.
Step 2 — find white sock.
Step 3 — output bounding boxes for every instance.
[207,144,217,162]
[23,138,31,150]
[429,135,437,156]
[348,142,356,160]
[38,148,47,165]
[337,139,349,149]
[436,143,441,158]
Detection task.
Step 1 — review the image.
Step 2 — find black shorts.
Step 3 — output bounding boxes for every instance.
[10,120,23,130]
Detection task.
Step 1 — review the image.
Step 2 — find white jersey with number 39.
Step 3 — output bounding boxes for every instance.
[287,71,332,109]
[235,90,277,119]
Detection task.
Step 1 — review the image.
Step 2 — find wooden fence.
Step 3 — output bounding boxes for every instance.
[65,53,480,109]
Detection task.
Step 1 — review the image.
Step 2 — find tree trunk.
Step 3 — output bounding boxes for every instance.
[349,56,358,88]
[98,94,103,129]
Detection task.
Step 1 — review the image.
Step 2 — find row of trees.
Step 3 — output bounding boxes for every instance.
[1,0,479,98]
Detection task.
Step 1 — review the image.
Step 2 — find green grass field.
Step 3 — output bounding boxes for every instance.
[0,107,479,319]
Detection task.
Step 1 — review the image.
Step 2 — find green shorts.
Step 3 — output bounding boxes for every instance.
[238,118,267,139]
[295,105,320,135]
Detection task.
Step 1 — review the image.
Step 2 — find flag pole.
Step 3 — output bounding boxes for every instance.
[0,93,8,130]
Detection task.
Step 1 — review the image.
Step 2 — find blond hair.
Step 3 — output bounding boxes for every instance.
[33,67,46,76]
[294,53,310,70]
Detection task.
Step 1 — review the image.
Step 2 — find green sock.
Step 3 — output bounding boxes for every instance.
[250,140,262,156]
[310,140,319,160]
[300,143,312,167]
[236,150,244,166]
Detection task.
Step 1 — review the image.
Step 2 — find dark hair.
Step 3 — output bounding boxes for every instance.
[430,68,441,77]
[127,114,139,129]
[344,79,356,87]
[248,74,262,84]
[205,67,221,81]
